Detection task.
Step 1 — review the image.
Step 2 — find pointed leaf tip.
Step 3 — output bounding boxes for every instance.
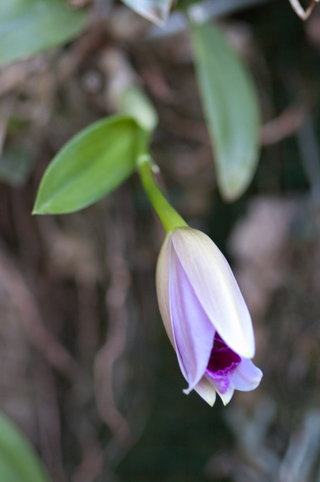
[33,116,145,215]
[121,0,172,25]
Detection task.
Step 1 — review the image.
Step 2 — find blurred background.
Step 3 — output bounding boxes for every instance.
[1,0,320,481]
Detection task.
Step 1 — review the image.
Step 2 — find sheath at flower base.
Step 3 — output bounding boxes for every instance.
[156,227,262,406]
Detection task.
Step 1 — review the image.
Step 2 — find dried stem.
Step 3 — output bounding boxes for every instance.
[93,215,133,448]
[289,0,319,20]
[0,249,79,380]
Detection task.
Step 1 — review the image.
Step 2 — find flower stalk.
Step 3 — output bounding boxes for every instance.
[137,154,188,233]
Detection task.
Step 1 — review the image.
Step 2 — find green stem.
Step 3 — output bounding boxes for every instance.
[137,155,188,234]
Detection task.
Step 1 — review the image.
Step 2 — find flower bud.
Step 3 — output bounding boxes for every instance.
[156,227,262,406]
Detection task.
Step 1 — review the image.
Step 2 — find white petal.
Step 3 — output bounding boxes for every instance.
[216,384,235,406]
[156,234,174,346]
[172,228,255,358]
[231,358,263,392]
[193,375,217,407]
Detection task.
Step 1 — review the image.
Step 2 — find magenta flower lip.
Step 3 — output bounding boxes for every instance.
[156,227,262,406]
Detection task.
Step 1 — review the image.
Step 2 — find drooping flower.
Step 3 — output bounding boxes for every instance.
[156,227,262,406]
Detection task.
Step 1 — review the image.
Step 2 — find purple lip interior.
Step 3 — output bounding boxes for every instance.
[206,333,241,394]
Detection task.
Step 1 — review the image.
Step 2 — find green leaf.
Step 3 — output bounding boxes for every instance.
[0,0,88,66]
[121,0,172,25]
[33,116,146,214]
[0,412,51,482]
[190,19,260,201]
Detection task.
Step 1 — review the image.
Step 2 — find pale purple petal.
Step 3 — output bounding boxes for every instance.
[194,375,217,406]
[170,249,215,392]
[230,358,263,392]
[172,228,255,358]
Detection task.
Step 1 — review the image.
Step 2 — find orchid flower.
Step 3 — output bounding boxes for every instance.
[137,155,262,406]
[156,227,262,406]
